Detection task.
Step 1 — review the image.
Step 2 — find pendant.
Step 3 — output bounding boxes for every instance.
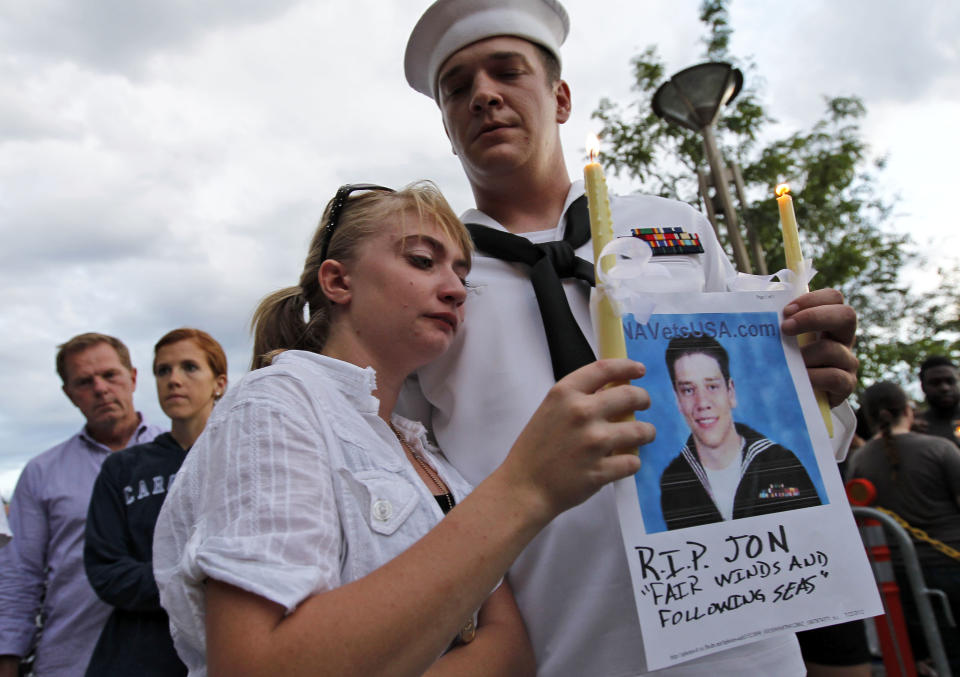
[458,618,476,643]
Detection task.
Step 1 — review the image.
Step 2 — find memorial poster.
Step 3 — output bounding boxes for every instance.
[613,290,883,670]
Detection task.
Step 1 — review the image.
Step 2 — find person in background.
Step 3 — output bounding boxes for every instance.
[847,380,960,675]
[84,328,228,676]
[915,356,960,446]
[400,1,860,674]
[0,333,162,677]
[153,182,650,676]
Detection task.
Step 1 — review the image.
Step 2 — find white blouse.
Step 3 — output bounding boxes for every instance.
[154,351,474,676]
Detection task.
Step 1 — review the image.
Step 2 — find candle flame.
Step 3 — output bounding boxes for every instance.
[586,132,600,163]
[775,183,791,198]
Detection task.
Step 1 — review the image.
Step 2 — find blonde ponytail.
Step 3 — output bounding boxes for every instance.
[250,285,329,369]
[249,180,469,369]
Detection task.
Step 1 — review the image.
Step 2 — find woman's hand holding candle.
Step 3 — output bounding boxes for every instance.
[583,134,639,447]
[584,133,627,363]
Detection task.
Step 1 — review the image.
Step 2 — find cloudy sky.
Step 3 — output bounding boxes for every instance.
[2,0,958,499]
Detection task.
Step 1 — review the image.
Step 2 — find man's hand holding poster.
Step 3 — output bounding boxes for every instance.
[614,290,882,670]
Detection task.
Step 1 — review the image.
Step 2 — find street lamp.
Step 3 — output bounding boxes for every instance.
[651,62,742,131]
[652,62,763,274]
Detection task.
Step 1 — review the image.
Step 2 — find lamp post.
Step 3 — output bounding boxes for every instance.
[652,62,763,274]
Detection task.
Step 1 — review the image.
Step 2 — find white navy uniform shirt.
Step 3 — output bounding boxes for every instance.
[400,181,854,677]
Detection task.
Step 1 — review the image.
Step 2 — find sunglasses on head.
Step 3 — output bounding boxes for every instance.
[319,183,395,261]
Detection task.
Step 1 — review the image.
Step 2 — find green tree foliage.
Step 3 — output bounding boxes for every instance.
[591,0,959,389]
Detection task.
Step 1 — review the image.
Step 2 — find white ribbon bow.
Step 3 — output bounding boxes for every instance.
[594,237,817,324]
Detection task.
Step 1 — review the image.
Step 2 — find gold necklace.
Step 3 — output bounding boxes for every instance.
[387,420,474,644]
[388,421,454,513]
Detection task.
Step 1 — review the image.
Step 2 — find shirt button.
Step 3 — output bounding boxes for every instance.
[372,498,393,521]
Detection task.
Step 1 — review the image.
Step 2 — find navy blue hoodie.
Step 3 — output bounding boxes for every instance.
[84,432,187,676]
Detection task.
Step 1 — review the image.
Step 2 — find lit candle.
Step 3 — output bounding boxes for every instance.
[775,184,804,276]
[775,183,834,437]
[585,134,636,446]
[584,133,627,362]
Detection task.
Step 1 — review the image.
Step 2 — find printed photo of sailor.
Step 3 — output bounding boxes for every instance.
[624,310,827,533]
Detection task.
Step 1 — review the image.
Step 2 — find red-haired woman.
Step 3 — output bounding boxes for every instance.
[83,328,227,676]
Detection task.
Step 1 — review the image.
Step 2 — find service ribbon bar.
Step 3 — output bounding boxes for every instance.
[630,227,704,255]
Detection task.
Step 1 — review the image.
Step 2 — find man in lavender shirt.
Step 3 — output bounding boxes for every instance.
[0,333,163,677]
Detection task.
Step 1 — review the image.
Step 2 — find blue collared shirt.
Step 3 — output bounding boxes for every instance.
[0,416,162,677]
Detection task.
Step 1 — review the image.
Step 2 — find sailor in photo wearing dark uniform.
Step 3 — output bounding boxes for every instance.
[659,335,821,531]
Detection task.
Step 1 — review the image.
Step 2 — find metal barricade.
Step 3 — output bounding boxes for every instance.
[853,506,953,677]
[858,511,917,677]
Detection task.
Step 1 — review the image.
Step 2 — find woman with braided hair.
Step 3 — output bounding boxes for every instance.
[847,380,960,673]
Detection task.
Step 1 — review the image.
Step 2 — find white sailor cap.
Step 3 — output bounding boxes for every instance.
[404,0,570,100]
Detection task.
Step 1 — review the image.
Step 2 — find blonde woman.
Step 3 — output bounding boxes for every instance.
[154,182,652,676]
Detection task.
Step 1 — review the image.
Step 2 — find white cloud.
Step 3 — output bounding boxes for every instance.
[1,0,958,486]
[0,0,305,75]
[0,466,24,502]
[731,0,960,125]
